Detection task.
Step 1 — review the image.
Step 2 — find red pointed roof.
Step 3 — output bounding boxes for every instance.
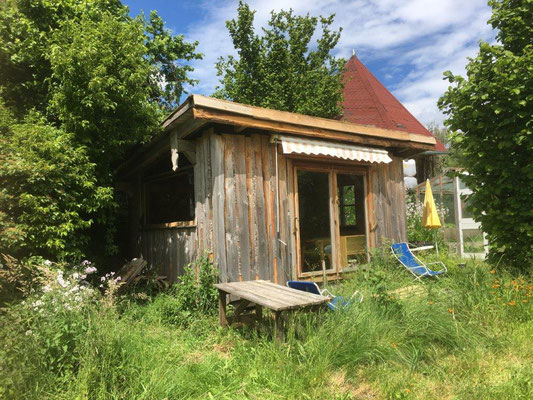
[341,55,447,152]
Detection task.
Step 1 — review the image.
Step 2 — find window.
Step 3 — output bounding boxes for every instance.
[145,169,195,225]
[297,170,332,273]
[295,165,367,277]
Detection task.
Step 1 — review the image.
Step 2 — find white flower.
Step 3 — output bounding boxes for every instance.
[100,276,106,282]
[57,276,68,288]
[44,260,52,266]
[85,266,97,274]
[72,273,79,280]
[81,274,87,280]
[42,285,52,293]
[32,300,44,308]
[25,330,33,336]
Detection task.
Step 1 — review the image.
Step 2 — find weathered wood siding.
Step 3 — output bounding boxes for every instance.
[140,227,196,282]
[368,156,407,246]
[131,130,407,283]
[194,132,293,285]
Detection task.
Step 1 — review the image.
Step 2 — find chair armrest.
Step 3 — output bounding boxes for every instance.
[411,245,434,252]
[427,261,447,272]
[320,288,334,298]
[349,290,364,302]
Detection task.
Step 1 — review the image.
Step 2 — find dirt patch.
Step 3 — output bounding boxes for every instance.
[328,370,380,399]
[213,341,234,359]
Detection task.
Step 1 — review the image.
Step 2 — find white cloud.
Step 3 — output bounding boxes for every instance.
[184,0,496,125]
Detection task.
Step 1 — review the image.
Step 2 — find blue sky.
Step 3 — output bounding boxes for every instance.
[124,0,495,124]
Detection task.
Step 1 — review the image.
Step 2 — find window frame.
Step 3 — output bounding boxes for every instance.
[142,164,196,229]
[293,161,369,278]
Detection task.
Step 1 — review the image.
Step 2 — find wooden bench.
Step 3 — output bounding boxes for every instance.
[214,280,330,342]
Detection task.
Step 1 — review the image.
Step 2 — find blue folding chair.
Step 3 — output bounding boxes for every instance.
[391,243,447,281]
[287,280,363,310]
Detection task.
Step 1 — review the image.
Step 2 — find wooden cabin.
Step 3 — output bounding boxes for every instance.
[117,94,437,285]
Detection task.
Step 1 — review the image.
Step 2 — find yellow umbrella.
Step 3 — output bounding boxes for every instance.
[422,179,441,254]
[422,179,441,228]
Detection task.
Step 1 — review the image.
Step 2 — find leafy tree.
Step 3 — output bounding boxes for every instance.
[438,0,533,268]
[0,1,200,117]
[215,1,345,118]
[48,12,161,180]
[0,0,202,260]
[0,0,126,116]
[0,101,113,260]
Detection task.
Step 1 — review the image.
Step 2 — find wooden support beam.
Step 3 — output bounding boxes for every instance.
[170,132,197,170]
[218,290,228,327]
[274,311,284,344]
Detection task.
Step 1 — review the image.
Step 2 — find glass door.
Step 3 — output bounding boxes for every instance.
[336,173,367,269]
[296,170,334,274]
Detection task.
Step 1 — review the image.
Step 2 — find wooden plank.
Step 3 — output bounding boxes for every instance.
[329,169,340,276]
[143,220,196,230]
[253,280,328,302]
[233,135,252,282]
[218,290,228,327]
[277,147,289,284]
[215,281,330,311]
[204,131,214,251]
[190,95,436,146]
[286,158,298,280]
[193,107,435,151]
[215,283,291,310]
[261,136,275,282]
[210,133,227,282]
[223,135,239,282]
[251,135,269,280]
[245,135,259,280]
[194,137,205,253]
[274,311,284,344]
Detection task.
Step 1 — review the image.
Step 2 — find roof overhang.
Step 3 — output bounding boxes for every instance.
[118,95,438,178]
[163,95,436,151]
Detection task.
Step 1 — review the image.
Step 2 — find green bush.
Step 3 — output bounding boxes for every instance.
[438,0,533,268]
[0,103,113,260]
[154,253,219,326]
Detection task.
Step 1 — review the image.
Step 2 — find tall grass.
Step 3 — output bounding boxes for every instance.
[1,253,532,399]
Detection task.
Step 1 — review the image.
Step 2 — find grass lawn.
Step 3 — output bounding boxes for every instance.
[1,254,532,399]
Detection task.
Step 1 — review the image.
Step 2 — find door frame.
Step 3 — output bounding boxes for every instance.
[292,161,369,278]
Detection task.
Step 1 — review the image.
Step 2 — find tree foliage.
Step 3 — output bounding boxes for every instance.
[0,102,113,260]
[215,1,345,118]
[48,12,161,179]
[0,0,201,260]
[438,0,533,268]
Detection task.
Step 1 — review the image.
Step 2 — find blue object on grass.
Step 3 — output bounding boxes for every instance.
[286,280,362,311]
[391,242,447,281]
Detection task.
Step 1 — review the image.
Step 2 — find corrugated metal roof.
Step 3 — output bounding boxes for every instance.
[277,135,392,164]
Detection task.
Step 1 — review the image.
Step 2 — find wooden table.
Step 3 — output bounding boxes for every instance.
[214,280,330,342]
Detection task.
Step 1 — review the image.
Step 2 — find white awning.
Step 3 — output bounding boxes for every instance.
[275,135,392,164]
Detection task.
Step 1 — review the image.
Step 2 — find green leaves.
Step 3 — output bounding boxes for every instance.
[0,1,201,260]
[0,102,113,260]
[214,1,345,118]
[438,0,533,268]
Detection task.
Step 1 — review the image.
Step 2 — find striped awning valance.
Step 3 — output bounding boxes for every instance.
[276,135,392,164]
